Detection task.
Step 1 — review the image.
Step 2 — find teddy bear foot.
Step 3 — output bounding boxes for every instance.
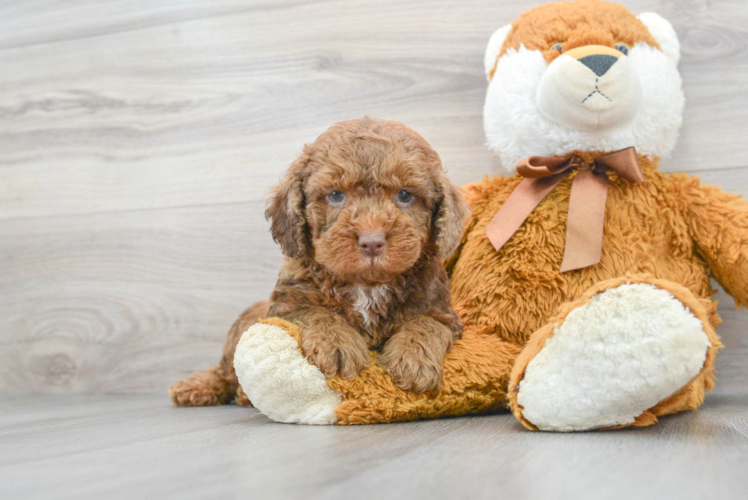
[233,318,342,425]
[509,278,720,432]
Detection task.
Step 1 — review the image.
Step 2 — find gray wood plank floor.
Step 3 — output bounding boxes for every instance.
[1,393,747,500]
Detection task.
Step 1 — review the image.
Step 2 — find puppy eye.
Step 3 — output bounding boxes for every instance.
[327,191,346,204]
[396,189,414,205]
[615,43,629,56]
[550,42,563,53]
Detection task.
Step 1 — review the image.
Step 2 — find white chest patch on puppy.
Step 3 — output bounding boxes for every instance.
[350,285,391,326]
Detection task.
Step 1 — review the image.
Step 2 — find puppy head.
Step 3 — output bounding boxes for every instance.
[266,117,468,285]
[483,0,684,170]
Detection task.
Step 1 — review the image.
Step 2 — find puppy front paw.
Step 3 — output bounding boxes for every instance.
[302,330,370,380]
[378,340,443,393]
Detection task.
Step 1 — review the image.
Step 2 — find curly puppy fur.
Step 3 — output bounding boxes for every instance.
[170,117,468,405]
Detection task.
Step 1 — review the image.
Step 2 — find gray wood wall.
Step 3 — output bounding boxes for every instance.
[2,0,747,394]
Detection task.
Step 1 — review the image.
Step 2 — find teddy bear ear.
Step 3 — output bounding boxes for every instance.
[637,12,681,65]
[484,24,512,81]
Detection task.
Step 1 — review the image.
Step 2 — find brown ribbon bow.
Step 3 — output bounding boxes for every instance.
[485,147,644,272]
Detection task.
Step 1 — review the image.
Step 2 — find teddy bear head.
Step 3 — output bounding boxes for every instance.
[483,0,684,171]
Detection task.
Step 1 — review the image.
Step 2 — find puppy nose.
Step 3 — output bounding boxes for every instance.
[578,54,618,77]
[358,232,386,258]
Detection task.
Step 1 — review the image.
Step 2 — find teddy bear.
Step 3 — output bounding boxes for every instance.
[230,0,748,431]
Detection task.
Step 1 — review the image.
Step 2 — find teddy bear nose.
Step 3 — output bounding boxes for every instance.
[578,54,618,77]
[358,232,387,258]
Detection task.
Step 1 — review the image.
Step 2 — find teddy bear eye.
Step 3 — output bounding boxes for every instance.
[327,191,346,204]
[615,43,629,55]
[396,189,414,204]
[550,43,563,53]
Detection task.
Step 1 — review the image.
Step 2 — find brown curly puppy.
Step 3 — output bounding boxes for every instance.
[170,117,468,406]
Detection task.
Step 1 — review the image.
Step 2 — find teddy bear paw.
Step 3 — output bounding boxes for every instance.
[515,283,711,431]
[233,322,341,424]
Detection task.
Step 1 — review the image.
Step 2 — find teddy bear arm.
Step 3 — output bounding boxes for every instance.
[683,179,748,308]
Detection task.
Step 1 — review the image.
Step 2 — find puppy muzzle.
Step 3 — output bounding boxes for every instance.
[314,203,425,285]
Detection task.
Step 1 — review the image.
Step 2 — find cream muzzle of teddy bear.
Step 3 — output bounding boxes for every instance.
[536,44,643,132]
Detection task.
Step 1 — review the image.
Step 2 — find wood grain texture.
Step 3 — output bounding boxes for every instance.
[0,394,747,500]
[1,0,748,394]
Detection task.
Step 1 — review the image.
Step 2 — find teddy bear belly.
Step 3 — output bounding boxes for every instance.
[449,196,714,347]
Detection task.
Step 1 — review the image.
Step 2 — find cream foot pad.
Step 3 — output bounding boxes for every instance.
[516,283,710,431]
[234,320,341,425]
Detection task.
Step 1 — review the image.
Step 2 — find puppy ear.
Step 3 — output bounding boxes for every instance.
[265,151,310,258]
[638,12,680,64]
[433,173,470,259]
